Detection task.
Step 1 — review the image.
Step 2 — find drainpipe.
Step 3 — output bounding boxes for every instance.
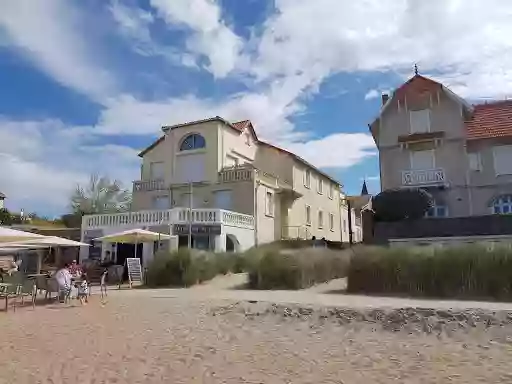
[347,199,353,246]
[254,177,259,247]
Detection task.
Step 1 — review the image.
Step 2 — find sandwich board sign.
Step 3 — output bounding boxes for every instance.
[125,258,143,288]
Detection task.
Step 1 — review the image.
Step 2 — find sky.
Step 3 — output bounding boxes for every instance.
[1,0,512,217]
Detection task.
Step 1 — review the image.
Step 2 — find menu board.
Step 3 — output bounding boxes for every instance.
[126,257,142,287]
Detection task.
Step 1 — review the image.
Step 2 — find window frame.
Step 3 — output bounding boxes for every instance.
[318,210,324,229]
[493,145,512,176]
[410,149,435,170]
[265,190,274,217]
[179,133,206,151]
[329,213,334,231]
[468,152,482,172]
[328,184,334,199]
[491,195,512,215]
[305,205,311,226]
[149,161,165,180]
[304,169,311,188]
[409,109,431,134]
[317,178,323,194]
[425,205,449,218]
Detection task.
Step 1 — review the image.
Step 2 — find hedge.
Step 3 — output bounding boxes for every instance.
[246,248,351,290]
[347,246,512,300]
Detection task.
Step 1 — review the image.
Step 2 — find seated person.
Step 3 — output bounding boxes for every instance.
[68,259,83,277]
[54,264,72,302]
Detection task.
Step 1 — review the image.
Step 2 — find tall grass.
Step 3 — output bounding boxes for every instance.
[246,248,351,290]
[145,249,246,287]
[347,246,512,300]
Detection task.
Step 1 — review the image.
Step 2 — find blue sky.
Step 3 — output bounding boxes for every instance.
[1,0,511,217]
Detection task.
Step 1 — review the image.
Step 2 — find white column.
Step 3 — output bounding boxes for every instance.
[214,233,226,252]
[142,242,154,268]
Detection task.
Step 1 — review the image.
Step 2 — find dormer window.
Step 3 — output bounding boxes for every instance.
[180,133,206,151]
[245,130,251,146]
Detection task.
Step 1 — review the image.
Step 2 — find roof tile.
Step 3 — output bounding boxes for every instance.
[465,100,512,140]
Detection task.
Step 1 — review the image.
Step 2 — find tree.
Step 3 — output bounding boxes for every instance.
[372,188,433,222]
[0,208,12,225]
[70,174,131,215]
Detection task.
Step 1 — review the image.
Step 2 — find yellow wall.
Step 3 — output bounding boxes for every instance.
[133,118,343,243]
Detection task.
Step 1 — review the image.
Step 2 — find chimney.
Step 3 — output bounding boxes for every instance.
[381,93,389,105]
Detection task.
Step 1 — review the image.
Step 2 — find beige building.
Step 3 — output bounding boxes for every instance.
[370,73,512,218]
[81,117,343,265]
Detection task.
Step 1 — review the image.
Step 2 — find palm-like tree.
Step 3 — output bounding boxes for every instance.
[71,174,131,215]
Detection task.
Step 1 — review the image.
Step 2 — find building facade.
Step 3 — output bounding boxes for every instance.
[80,117,343,266]
[0,192,5,210]
[370,74,512,218]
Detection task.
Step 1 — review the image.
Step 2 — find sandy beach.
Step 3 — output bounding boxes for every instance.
[1,288,512,384]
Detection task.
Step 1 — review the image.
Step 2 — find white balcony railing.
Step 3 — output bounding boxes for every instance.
[82,208,254,230]
[133,179,166,192]
[401,168,446,187]
[219,165,254,183]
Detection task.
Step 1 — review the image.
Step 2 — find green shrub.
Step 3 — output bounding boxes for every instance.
[145,249,248,287]
[347,245,512,300]
[247,248,351,290]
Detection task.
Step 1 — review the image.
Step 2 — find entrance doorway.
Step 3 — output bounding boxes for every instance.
[116,243,143,280]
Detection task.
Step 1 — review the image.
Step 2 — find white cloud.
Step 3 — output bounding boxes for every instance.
[149,0,243,78]
[364,90,380,100]
[250,0,512,98]
[0,118,139,215]
[284,133,377,169]
[0,0,117,103]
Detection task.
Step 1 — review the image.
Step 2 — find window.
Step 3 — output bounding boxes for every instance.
[304,169,311,188]
[328,184,334,199]
[425,205,448,218]
[245,130,251,146]
[492,195,512,214]
[149,161,164,179]
[410,109,430,133]
[152,196,169,210]
[317,178,323,194]
[265,191,274,217]
[305,205,311,225]
[493,146,512,175]
[181,193,202,208]
[180,133,206,151]
[175,154,205,183]
[468,152,482,171]
[329,213,334,231]
[343,219,347,233]
[318,210,324,229]
[213,190,232,210]
[410,150,435,170]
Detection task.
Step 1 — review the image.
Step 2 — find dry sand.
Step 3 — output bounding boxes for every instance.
[1,293,512,384]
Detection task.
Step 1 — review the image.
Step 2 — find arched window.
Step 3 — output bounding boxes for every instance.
[179,134,206,151]
[491,195,512,214]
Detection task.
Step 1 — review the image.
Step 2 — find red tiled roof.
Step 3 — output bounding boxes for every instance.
[232,120,250,132]
[465,100,512,140]
[393,74,443,101]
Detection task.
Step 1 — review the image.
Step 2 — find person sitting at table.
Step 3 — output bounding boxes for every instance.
[55,264,72,303]
[68,259,83,278]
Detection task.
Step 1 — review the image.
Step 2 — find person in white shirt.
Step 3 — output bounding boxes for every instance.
[55,264,72,303]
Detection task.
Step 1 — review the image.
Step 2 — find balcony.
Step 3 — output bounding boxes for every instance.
[218,165,254,183]
[82,208,254,230]
[401,168,446,187]
[133,179,166,192]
